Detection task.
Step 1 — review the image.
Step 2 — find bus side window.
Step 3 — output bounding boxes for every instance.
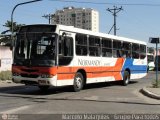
[63,37,73,56]
[89,36,101,57]
[113,40,121,58]
[101,38,112,57]
[122,42,131,58]
[132,43,140,59]
[59,35,73,57]
[58,35,73,66]
[76,33,87,56]
[117,50,122,57]
[140,44,146,59]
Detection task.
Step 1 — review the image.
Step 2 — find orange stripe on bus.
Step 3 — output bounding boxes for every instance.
[12,66,57,75]
[57,58,124,80]
[12,58,124,81]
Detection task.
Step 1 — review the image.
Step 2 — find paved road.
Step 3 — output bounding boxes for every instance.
[0,71,160,114]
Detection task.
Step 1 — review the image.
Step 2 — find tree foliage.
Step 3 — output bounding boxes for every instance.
[0,20,25,46]
[2,20,25,34]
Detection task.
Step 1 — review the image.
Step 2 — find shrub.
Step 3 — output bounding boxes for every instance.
[0,70,12,81]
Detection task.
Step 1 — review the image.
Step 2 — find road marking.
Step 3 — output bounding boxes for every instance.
[83,96,99,100]
[0,105,29,114]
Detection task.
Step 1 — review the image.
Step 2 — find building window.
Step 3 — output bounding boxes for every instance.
[71,13,76,17]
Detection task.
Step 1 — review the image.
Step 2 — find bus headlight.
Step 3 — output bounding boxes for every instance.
[41,74,54,78]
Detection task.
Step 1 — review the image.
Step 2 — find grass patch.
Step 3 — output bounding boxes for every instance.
[0,70,12,81]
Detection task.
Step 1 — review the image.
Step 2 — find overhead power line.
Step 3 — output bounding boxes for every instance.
[48,0,160,7]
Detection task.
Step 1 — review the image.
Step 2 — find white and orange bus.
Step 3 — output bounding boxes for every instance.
[12,24,147,91]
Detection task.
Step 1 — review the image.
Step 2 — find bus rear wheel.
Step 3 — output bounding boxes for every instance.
[122,71,130,86]
[73,72,84,92]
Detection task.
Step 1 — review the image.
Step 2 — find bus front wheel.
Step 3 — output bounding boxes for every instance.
[73,72,84,92]
[122,71,130,86]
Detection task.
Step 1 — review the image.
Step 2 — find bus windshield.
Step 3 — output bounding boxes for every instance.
[14,32,57,67]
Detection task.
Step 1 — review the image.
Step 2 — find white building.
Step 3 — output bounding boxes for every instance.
[0,46,12,72]
[52,7,99,32]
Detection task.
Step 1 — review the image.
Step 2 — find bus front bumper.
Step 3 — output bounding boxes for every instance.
[12,75,57,86]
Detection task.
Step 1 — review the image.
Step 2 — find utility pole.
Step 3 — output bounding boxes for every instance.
[42,14,53,24]
[107,6,123,35]
[11,0,42,54]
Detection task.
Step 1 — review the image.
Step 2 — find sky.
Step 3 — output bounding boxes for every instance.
[1,0,160,47]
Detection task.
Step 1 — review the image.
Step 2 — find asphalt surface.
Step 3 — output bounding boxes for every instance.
[0,71,160,116]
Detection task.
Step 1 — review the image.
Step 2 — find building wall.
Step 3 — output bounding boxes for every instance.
[52,7,99,32]
[0,46,12,72]
[91,10,99,32]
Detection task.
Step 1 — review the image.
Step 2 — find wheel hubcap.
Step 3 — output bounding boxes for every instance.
[125,77,129,84]
[75,77,81,88]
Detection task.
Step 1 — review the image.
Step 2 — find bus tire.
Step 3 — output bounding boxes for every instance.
[73,72,84,92]
[38,86,49,91]
[122,71,130,86]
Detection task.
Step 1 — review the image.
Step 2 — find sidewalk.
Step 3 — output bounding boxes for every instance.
[140,87,160,100]
[0,80,21,88]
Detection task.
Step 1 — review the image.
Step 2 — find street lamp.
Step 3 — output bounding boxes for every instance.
[11,0,42,46]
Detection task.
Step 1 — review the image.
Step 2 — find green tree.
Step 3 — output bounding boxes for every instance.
[0,20,25,46]
[2,20,25,34]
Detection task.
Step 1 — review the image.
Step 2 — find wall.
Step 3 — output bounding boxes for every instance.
[0,46,12,72]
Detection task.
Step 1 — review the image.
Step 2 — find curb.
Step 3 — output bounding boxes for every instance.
[0,80,12,84]
[140,87,160,100]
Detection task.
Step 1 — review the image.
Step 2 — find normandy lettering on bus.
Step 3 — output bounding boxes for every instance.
[78,59,100,66]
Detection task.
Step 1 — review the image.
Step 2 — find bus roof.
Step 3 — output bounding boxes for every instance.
[21,24,146,45]
[56,24,146,45]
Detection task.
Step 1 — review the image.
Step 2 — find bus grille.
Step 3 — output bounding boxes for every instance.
[21,80,38,85]
[21,73,39,78]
